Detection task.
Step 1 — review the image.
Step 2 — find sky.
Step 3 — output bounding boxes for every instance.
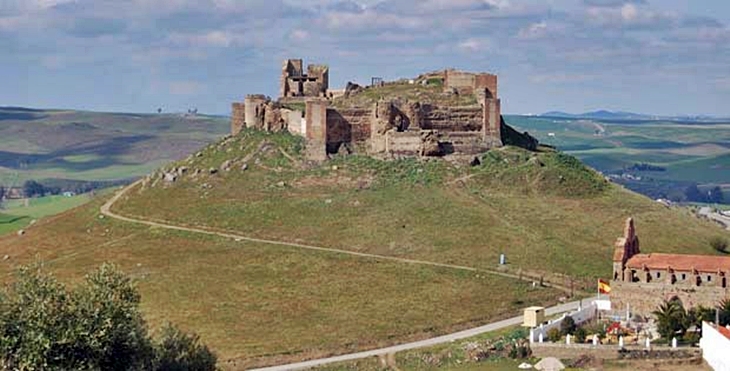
[1,0,729,116]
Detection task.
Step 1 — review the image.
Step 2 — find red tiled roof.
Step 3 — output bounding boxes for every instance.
[719,325,730,340]
[625,253,730,273]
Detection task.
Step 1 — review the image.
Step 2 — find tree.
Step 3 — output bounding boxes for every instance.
[719,299,730,327]
[708,186,724,204]
[574,327,587,343]
[560,316,577,336]
[157,324,217,371]
[685,184,703,202]
[710,236,729,253]
[653,297,688,340]
[22,180,46,198]
[0,263,216,370]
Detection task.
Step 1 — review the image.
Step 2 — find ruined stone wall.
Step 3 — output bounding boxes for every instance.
[231,102,245,135]
[244,95,268,130]
[443,132,491,155]
[483,98,502,146]
[611,280,730,315]
[444,70,477,95]
[326,107,372,152]
[386,131,422,157]
[421,105,483,132]
[475,74,498,98]
[305,99,328,161]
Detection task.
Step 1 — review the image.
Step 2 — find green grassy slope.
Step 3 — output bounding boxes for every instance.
[0,195,560,368]
[1,128,727,367]
[115,129,730,281]
[0,107,228,186]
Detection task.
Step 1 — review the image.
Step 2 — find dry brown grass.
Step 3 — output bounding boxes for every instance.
[0,197,560,369]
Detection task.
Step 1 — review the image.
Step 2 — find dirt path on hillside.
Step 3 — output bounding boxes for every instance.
[100,181,589,369]
[101,180,575,294]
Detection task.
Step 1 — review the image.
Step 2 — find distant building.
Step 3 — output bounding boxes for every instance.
[611,218,730,315]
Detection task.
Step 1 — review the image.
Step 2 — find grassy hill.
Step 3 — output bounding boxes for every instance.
[507,115,730,202]
[0,128,727,368]
[0,107,228,187]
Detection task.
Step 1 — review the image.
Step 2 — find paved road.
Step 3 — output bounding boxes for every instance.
[699,207,730,230]
[249,300,587,371]
[101,181,587,370]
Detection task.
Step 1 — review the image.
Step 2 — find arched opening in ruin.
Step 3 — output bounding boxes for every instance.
[695,275,701,287]
[671,274,677,284]
[614,271,618,280]
[631,270,638,283]
[645,272,652,283]
[722,276,727,288]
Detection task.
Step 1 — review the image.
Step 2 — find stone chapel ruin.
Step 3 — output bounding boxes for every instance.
[231,59,521,161]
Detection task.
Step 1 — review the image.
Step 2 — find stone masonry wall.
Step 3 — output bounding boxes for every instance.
[305,99,328,161]
[326,107,372,152]
[611,280,730,315]
[421,105,483,132]
[231,102,245,135]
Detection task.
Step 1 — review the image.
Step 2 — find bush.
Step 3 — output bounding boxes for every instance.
[574,327,587,343]
[156,324,217,371]
[560,316,577,336]
[547,328,562,342]
[710,236,729,253]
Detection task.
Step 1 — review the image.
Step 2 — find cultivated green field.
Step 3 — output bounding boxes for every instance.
[0,107,228,186]
[506,115,730,202]
[0,192,100,235]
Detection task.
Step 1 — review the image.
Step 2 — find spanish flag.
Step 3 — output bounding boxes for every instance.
[598,279,611,294]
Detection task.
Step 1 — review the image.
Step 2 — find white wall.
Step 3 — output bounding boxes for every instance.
[530,303,598,343]
[700,322,730,371]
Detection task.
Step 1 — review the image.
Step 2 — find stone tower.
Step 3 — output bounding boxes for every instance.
[612,217,641,281]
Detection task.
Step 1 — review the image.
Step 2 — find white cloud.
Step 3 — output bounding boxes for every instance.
[169,81,205,95]
[457,38,490,53]
[168,30,245,47]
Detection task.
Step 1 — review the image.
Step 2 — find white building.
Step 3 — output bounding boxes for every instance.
[700,321,730,371]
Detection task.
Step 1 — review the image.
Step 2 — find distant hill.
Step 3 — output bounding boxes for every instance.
[540,110,729,122]
[0,107,229,191]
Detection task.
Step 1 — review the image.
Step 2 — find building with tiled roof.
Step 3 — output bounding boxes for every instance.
[610,218,730,315]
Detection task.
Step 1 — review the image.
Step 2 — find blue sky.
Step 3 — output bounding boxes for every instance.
[1,0,729,116]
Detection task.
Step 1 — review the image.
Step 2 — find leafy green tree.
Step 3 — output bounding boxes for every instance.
[0,263,216,370]
[719,299,730,327]
[653,297,688,340]
[156,324,217,371]
[574,327,587,343]
[560,316,576,336]
[710,236,729,253]
[22,180,46,198]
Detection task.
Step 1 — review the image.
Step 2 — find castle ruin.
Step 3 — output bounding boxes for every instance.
[610,218,730,315]
[231,60,509,161]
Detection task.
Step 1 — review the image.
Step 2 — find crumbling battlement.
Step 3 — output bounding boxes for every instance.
[232,60,519,161]
[280,59,329,99]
